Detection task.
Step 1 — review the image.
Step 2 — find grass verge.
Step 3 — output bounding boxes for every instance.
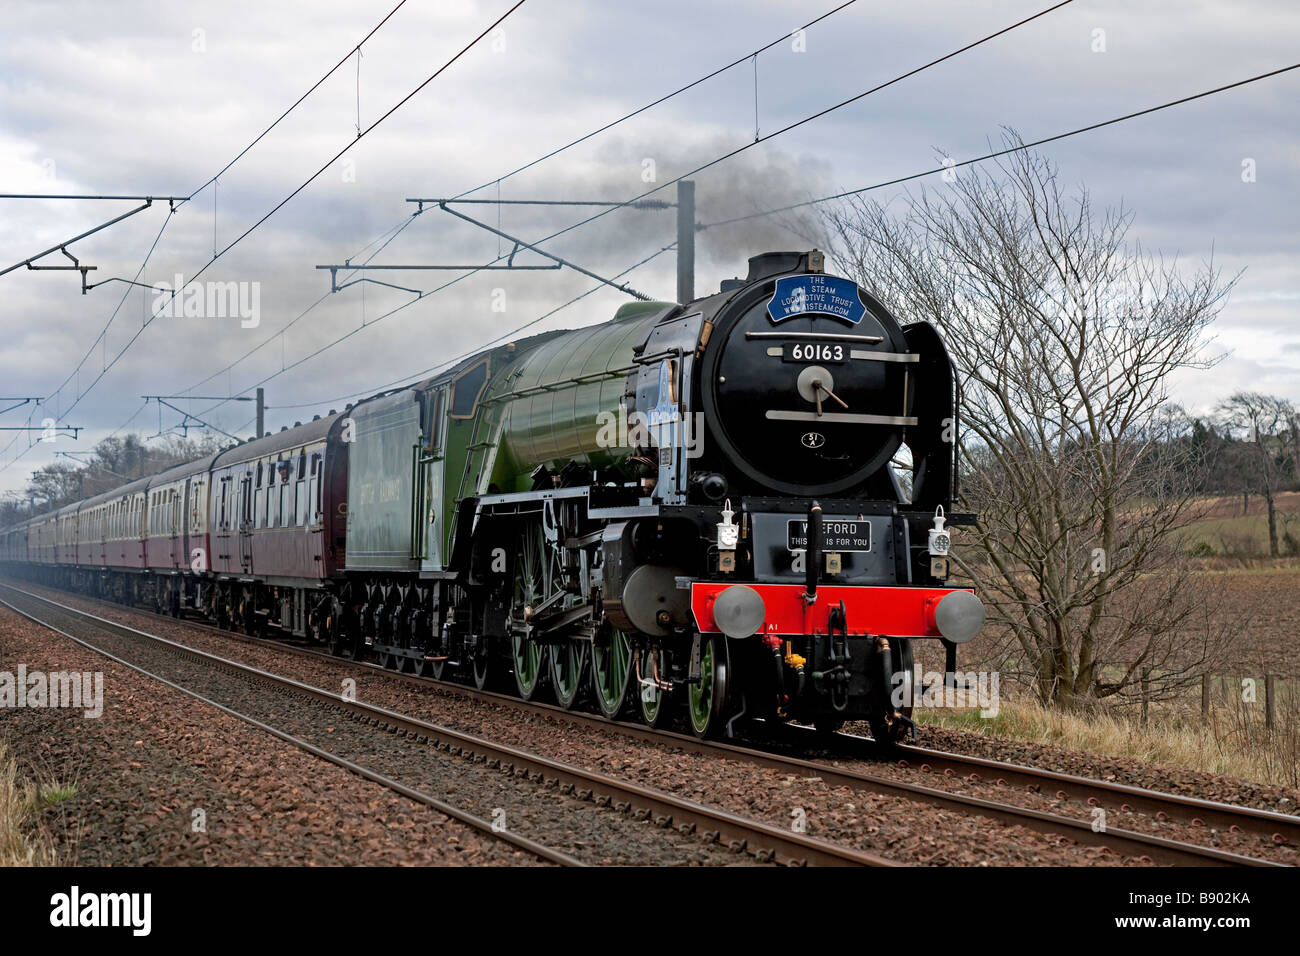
[915,696,1300,791]
[0,741,70,866]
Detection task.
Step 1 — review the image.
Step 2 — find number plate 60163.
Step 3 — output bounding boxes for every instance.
[782,343,845,363]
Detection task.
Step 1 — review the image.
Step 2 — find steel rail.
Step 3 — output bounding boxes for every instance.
[7,577,1287,865]
[0,582,891,867]
[883,739,1300,850]
[0,588,582,866]
[7,577,1293,864]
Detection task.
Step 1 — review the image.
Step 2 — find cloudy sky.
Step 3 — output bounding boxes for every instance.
[1,0,1297,497]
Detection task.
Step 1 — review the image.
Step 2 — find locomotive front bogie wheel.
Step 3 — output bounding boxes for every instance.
[688,634,730,738]
[591,624,634,720]
[637,644,674,729]
[867,636,915,745]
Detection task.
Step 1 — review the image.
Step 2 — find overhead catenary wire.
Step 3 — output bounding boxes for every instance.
[0,210,176,475]
[5,1,525,473]
[206,56,1300,426]
[172,2,865,405]
[138,0,533,424]
[485,0,1077,253]
[697,60,1300,230]
[1,0,427,473]
[189,0,413,202]
[450,0,862,200]
[268,241,679,412]
[168,0,529,305]
[183,0,1076,423]
[0,1,418,299]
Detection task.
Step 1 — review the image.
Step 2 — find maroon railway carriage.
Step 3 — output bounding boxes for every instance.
[137,454,217,615]
[0,520,26,563]
[142,456,214,572]
[205,413,348,634]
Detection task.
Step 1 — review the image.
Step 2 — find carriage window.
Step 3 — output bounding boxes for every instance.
[266,473,276,529]
[308,454,322,522]
[280,479,291,527]
[450,360,489,418]
[254,465,263,529]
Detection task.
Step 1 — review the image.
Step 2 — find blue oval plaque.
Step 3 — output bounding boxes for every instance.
[766,274,867,325]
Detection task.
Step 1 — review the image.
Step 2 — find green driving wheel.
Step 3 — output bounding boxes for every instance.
[591,625,634,719]
[509,522,551,700]
[550,639,588,709]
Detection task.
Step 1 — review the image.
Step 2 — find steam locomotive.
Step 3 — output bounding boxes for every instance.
[1,250,983,741]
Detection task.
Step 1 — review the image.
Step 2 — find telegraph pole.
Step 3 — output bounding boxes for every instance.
[676,180,695,305]
[255,387,265,438]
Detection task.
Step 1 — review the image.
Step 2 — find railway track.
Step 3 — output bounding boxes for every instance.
[0,581,894,867]
[5,578,1293,866]
[873,739,1300,854]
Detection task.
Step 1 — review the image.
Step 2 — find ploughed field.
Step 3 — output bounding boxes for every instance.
[927,564,1300,680]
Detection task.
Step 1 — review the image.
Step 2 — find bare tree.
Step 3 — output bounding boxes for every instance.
[28,461,84,509]
[1216,392,1296,557]
[826,133,1236,709]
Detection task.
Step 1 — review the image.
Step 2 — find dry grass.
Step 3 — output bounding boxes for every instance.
[0,741,69,866]
[915,692,1300,790]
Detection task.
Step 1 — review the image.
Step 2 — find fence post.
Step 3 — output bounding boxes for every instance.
[1266,674,1276,730]
[1140,671,1150,726]
[1202,673,1210,716]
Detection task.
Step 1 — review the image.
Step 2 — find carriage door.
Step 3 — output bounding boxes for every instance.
[169,486,180,568]
[180,478,191,568]
[238,469,254,572]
